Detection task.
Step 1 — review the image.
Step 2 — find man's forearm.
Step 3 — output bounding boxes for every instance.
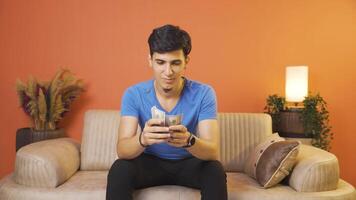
[118,131,219,161]
[117,133,145,159]
[186,136,219,161]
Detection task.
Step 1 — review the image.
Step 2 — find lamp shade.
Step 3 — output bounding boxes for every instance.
[285,66,308,102]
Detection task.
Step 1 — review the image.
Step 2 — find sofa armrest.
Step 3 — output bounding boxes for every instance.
[289,144,339,192]
[14,138,80,188]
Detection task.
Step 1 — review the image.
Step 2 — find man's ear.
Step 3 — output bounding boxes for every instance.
[148,54,152,68]
[185,56,190,64]
[184,56,190,69]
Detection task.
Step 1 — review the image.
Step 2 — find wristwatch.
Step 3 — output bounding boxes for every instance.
[183,133,196,148]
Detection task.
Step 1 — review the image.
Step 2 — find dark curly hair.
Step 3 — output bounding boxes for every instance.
[148,24,192,58]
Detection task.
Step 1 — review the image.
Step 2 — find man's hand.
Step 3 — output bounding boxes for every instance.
[167,125,190,147]
[141,119,171,146]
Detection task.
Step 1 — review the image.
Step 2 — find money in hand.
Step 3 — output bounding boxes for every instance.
[151,106,165,125]
[165,114,182,126]
[151,106,182,127]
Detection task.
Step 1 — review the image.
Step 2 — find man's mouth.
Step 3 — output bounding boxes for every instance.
[163,78,175,84]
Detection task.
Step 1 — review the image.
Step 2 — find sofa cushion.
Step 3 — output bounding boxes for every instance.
[244,134,300,188]
[1,172,355,200]
[244,134,284,178]
[14,138,80,188]
[226,173,356,200]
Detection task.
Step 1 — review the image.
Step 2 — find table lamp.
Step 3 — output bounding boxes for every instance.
[285,66,308,109]
[279,66,309,138]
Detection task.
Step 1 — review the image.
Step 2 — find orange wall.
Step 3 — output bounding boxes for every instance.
[1,0,355,187]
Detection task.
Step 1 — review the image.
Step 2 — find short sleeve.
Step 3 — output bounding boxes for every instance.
[198,86,217,122]
[120,87,139,117]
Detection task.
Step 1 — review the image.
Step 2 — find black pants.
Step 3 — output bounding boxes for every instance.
[106,153,228,200]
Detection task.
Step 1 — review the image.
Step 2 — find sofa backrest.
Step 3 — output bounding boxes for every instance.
[217,113,272,172]
[80,110,121,170]
[80,110,272,172]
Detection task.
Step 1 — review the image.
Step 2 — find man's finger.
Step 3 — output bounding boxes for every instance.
[147,119,164,127]
[149,126,169,133]
[168,139,185,144]
[145,132,171,139]
[169,125,186,132]
[170,132,187,139]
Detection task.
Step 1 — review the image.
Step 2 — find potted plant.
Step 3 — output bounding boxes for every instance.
[264,94,286,133]
[15,68,84,151]
[301,94,333,151]
[264,93,333,151]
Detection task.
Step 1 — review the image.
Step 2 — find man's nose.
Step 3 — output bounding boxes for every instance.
[164,64,174,75]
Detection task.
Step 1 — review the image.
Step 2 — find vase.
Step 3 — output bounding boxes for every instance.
[16,128,65,151]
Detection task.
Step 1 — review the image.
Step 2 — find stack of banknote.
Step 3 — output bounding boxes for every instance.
[151,106,182,126]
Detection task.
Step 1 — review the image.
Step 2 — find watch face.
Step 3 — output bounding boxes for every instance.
[190,135,196,146]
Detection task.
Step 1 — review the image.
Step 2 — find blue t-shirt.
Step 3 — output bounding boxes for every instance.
[120,77,217,160]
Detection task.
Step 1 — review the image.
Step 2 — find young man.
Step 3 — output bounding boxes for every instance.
[106,24,228,200]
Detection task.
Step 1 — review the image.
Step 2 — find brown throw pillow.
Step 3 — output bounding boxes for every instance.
[244,133,300,188]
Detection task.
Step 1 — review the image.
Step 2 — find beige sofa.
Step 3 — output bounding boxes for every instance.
[0,110,355,200]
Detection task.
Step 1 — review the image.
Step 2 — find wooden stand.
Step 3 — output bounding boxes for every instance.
[16,128,65,151]
[277,110,312,144]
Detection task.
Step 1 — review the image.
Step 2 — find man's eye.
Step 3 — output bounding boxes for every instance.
[156,61,164,65]
[172,62,181,66]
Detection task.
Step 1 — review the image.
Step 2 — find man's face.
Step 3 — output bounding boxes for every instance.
[149,49,188,93]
